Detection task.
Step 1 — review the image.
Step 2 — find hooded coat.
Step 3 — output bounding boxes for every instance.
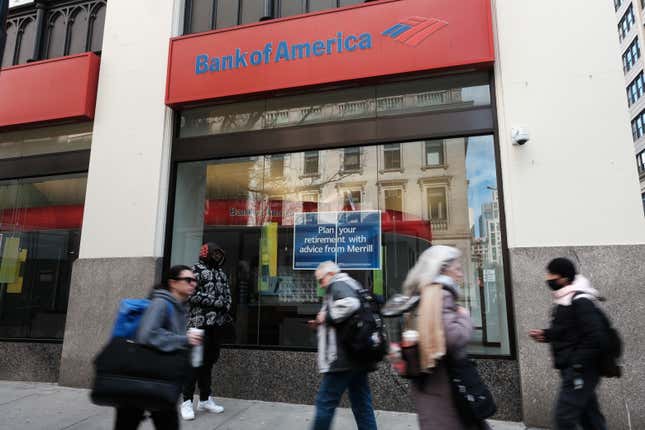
[136,289,189,352]
[189,243,232,329]
[544,275,609,370]
[316,272,374,374]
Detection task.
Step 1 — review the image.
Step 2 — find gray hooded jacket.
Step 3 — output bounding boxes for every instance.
[136,289,189,352]
[317,273,374,373]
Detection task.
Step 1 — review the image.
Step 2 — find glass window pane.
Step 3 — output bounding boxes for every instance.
[0,123,93,160]
[170,137,509,354]
[17,19,36,64]
[2,23,17,67]
[189,0,214,34]
[89,4,106,52]
[179,73,489,138]
[0,174,87,339]
[303,151,319,175]
[339,0,363,6]
[68,8,89,55]
[216,0,239,29]
[343,147,360,171]
[280,0,304,17]
[308,0,335,12]
[46,13,67,59]
[425,140,444,166]
[240,0,264,24]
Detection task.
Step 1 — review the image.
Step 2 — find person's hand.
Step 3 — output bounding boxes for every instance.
[187,331,203,346]
[316,311,326,325]
[529,329,546,343]
[307,320,318,329]
[456,306,469,317]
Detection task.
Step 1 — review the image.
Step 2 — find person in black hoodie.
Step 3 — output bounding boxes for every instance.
[529,258,608,430]
[181,242,232,421]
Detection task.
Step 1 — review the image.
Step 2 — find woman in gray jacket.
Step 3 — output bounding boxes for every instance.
[402,246,489,430]
[114,265,203,430]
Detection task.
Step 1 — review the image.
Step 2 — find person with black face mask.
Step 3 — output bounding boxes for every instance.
[528,258,608,430]
[181,242,232,421]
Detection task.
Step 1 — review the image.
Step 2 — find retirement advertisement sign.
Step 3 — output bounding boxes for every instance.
[293,211,381,270]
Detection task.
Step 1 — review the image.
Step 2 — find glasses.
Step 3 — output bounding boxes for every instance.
[173,277,197,284]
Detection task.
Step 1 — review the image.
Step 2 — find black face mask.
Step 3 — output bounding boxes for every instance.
[546,279,562,291]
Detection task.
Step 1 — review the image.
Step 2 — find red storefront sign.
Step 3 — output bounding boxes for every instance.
[0,53,100,129]
[166,0,494,107]
[0,202,431,243]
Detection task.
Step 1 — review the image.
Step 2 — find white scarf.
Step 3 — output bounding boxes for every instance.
[552,275,600,306]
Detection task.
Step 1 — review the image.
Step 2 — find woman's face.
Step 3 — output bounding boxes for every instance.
[168,270,197,299]
[443,259,464,284]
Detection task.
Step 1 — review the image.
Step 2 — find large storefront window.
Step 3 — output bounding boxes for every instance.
[170,136,510,355]
[0,174,87,339]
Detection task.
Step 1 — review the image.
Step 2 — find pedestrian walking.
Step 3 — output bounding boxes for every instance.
[309,261,378,430]
[181,242,232,420]
[114,265,203,430]
[529,257,608,430]
[401,245,491,430]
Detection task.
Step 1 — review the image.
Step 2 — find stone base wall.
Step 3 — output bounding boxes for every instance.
[509,245,645,429]
[0,342,62,382]
[58,257,162,387]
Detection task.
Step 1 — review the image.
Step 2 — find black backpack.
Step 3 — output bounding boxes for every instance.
[573,293,623,378]
[337,287,389,364]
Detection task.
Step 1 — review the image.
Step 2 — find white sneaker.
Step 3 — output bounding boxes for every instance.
[180,400,195,420]
[197,397,224,413]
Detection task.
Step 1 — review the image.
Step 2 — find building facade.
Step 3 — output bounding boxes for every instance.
[614,0,645,210]
[1,0,644,428]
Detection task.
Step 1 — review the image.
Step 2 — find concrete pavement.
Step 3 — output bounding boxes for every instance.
[0,381,543,429]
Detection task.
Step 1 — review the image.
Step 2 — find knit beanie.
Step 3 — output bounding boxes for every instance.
[546,258,577,282]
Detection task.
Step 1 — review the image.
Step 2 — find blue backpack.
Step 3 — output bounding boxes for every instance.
[111,298,173,340]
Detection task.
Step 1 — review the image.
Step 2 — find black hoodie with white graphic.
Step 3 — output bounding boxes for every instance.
[188,243,232,329]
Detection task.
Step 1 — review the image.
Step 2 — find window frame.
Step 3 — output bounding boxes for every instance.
[618,4,635,42]
[165,71,517,359]
[622,38,641,73]
[423,139,446,168]
[382,143,402,171]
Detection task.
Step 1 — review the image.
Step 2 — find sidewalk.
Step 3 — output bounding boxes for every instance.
[0,381,542,430]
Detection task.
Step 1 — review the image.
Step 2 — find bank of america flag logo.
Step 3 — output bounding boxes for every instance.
[382,17,448,47]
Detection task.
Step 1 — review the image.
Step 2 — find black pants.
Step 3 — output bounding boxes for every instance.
[114,407,178,430]
[183,325,222,402]
[554,367,607,430]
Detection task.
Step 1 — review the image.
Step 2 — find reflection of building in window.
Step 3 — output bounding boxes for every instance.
[303,151,319,176]
[343,147,361,172]
[341,189,362,211]
[383,144,402,170]
[427,187,447,222]
[384,188,403,213]
[300,191,319,212]
[425,140,444,166]
[479,190,502,265]
[269,154,285,177]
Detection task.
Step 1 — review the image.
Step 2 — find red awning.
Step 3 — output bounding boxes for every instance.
[0,53,100,130]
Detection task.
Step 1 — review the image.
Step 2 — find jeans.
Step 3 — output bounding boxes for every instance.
[114,407,178,430]
[554,367,607,430]
[312,370,377,430]
[183,325,221,402]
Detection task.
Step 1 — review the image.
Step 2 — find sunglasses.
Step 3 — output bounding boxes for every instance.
[173,277,197,284]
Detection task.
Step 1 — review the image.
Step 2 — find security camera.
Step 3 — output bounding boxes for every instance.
[511,127,530,145]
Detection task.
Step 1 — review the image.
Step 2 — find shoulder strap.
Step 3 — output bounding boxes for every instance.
[572,292,597,302]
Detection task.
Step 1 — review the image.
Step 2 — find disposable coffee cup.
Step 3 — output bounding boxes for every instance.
[188,328,204,367]
[401,330,419,346]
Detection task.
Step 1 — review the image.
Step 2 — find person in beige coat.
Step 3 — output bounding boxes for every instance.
[402,245,490,430]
